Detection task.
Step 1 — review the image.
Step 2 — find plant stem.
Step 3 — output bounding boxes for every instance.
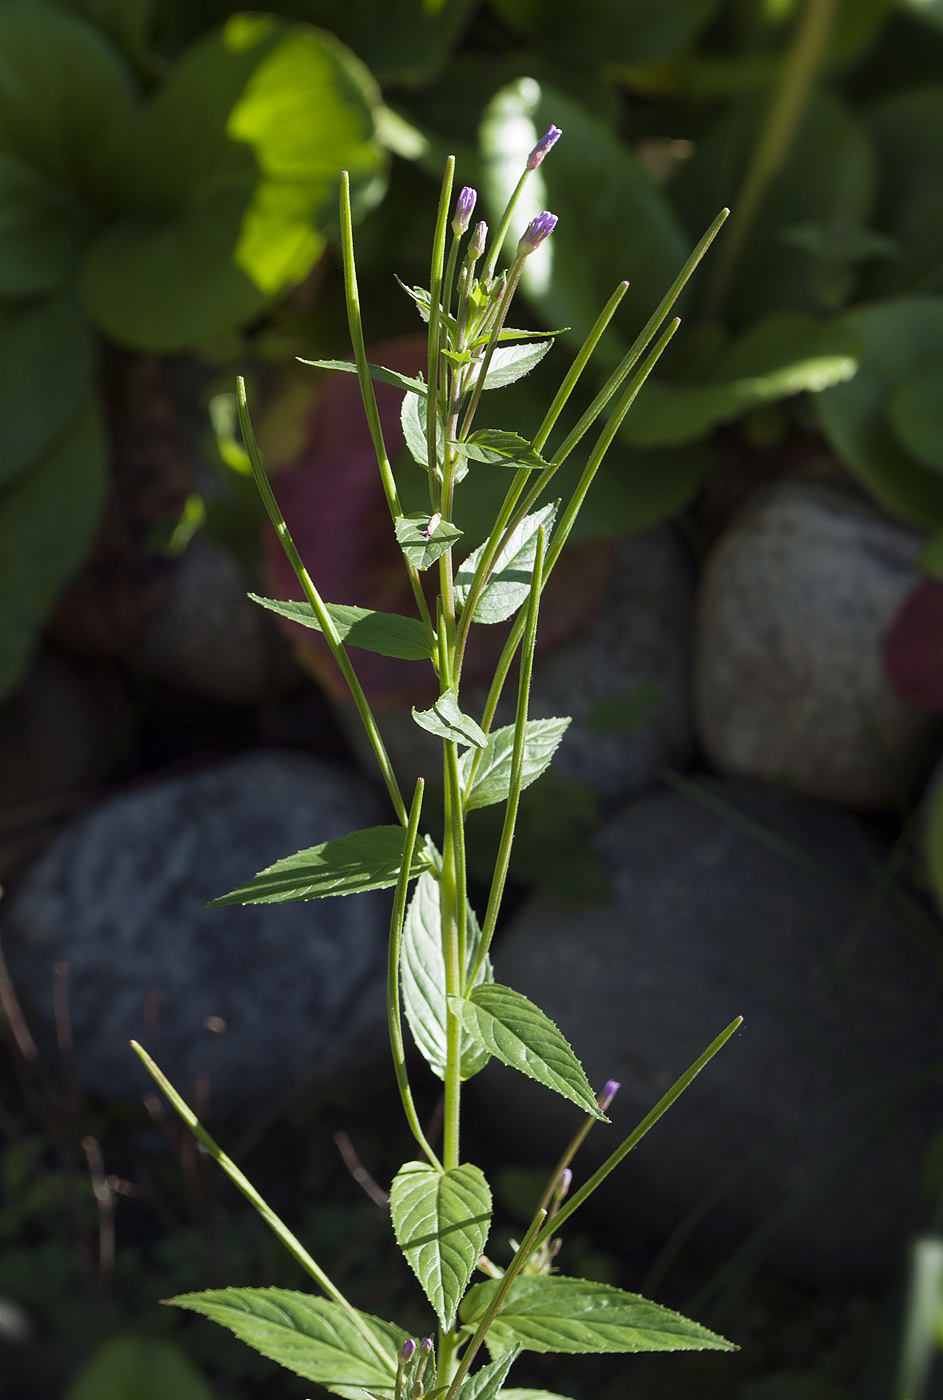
[130,1042,396,1375]
[484,168,531,282]
[703,0,838,320]
[528,1017,743,1254]
[387,780,443,1171]
[444,1209,547,1400]
[428,158,456,511]
[339,175,434,639]
[469,526,545,984]
[236,380,408,827]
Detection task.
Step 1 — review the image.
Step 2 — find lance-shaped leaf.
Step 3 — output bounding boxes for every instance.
[390,1162,492,1329]
[413,688,487,748]
[299,357,427,397]
[211,826,427,905]
[249,595,434,661]
[460,719,570,812]
[469,340,554,392]
[455,502,558,626]
[460,1348,521,1400]
[402,385,446,469]
[402,871,492,1081]
[459,1276,734,1356]
[452,431,547,470]
[449,985,604,1119]
[395,513,464,570]
[171,1288,405,1392]
[500,1391,574,1400]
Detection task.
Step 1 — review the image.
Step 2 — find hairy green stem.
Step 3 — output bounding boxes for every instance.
[703,0,837,320]
[387,780,443,1171]
[528,1018,743,1253]
[427,159,456,510]
[236,380,407,827]
[484,167,531,282]
[130,1042,396,1373]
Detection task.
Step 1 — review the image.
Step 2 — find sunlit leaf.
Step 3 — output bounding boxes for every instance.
[301,358,427,396]
[395,512,464,570]
[211,825,428,905]
[413,688,487,747]
[390,1161,492,1328]
[452,431,547,469]
[455,502,557,625]
[460,718,570,811]
[249,595,435,660]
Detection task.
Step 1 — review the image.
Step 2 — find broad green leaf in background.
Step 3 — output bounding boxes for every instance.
[900,0,943,35]
[210,825,427,905]
[452,430,547,469]
[249,595,435,660]
[0,296,96,486]
[887,370,943,472]
[395,512,464,569]
[401,869,492,1081]
[0,401,107,702]
[171,1288,405,1393]
[0,0,137,203]
[867,86,943,297]
[489,0,721,65]
[389,1160,492,1328]
[814,297,943,525]
[298,0,478,86]
[459,1276,734,1356]
[65,1335,213,1400]
[480,81,689,361]
[476,341,554,391]
[48,0,156,71]
[455,502,557,625]
[672,92,876,324]
[0,153,94,298]
[569,440,712,540]
[460,718,570,811]
[622,313,859,448]
[302,357,428,396]
[449,983,605,1118]
[413,687,488,747]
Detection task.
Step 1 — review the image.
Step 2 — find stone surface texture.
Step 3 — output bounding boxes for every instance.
[478,781,943,1285]
[3,751,391,1115]
[696,478,941,809]
[339,527,695,806]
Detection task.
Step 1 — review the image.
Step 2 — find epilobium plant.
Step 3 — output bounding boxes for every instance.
[132,132,739,1398]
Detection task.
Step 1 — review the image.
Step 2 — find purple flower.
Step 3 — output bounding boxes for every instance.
[527,124,562,171]
[420,1338,434,1354]
[597,1078,620,1112]
[452,185,477,235]
[518,211,558,255]
[401,1340,417,1362]
[555,1167,572,1199]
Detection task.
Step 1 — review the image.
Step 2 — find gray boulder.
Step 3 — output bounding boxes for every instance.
[696,478,941,809]
[3,751,391,1115]
[478,781,943,1284]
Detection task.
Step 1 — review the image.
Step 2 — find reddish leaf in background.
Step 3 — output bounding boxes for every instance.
[883,577,943,713]
[265,336,612,707]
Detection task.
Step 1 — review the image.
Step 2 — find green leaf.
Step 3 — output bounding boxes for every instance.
[459,1276,734,1356]
[500,1391,574,1400]
[0,0,137,202]
[867,86,943,298]
[460,718,570,812]
[48,0,155,70]
[249,594,435,660]
[401,870,492,1081]
[65,1336,213,1400]
[477,341,554,391]
[395,512,464,570]
[491,0,719,64]
[402,383,446,469]
[622,313,859,448]
[673,92,875,322]
[571,441,712,541]
[0,400,107,702]
[453,431,547,469]
[0,152,92,298]
[460,1349,521,1400]
[926,770,943,914]
[413,688,487,748]
[448,984,604,1119]
[171,1288,405,1393]
[0,296,95,487]
[390,1161,492,1328]
[299,0,478,87]
[455,502,557,626]
[210,825,428,905]
[814,297,943,526]
[480,81,689,361]
[887,370,943,471]
[300,358,428,397]
[585,681,663,736]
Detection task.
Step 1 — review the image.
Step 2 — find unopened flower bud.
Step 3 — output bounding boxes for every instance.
[555,1167,572,1199]
[598,1078,620,1111]
[452,185,477,235]
[527,125,562,170]
[420,1338,434,1354]
[468,220,487,260]
[401,1340,417,1362]
[518,211,558,255]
